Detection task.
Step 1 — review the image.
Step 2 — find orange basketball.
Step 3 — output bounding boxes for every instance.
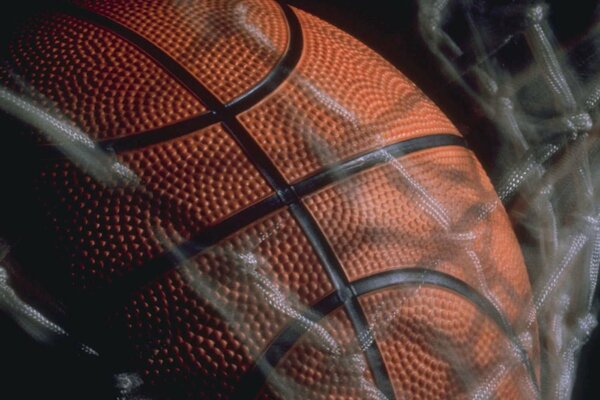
[0,0,539,399]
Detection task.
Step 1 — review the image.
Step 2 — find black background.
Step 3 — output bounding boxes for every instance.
[1,0,599,398]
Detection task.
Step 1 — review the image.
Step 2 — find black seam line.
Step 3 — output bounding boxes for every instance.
[65,3,394,395]
[76,134,466,317]
[70,194,283,319]
[224,3,303,115]
[57,2,303,154]
[62,4,222,110]
[234,268,539,400]
[230,290,340,400]
[99,112,220,153]
[294,134,466,196]
[288,202,396,399]
[353,269,540,394]
[221,117,293,201]
[136,10,408,383]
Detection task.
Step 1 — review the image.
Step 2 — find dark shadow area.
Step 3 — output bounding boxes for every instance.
[0,0,598,399]
[0,312,115,399]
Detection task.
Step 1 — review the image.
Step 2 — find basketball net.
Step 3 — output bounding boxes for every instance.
[419,1,599,398]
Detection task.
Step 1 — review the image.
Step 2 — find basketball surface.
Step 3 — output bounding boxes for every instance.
[0,0,540,398]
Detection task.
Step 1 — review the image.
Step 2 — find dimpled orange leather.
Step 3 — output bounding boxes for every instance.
[0,0,539,399]
[2,13,205,141]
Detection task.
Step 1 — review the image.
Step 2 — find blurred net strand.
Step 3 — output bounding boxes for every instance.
[419,1,600,399]
[1,1,596,398]
[0,79,139,188]
[4,7,538,398]
[155,225,389,400]
[0,9,383,397]
[0,240,98,357]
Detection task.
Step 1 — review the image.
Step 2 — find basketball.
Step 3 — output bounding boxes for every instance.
[0,0,539,398]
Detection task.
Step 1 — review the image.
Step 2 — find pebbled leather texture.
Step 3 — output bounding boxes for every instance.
[0,0,539,398]
[2,12,205,141]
